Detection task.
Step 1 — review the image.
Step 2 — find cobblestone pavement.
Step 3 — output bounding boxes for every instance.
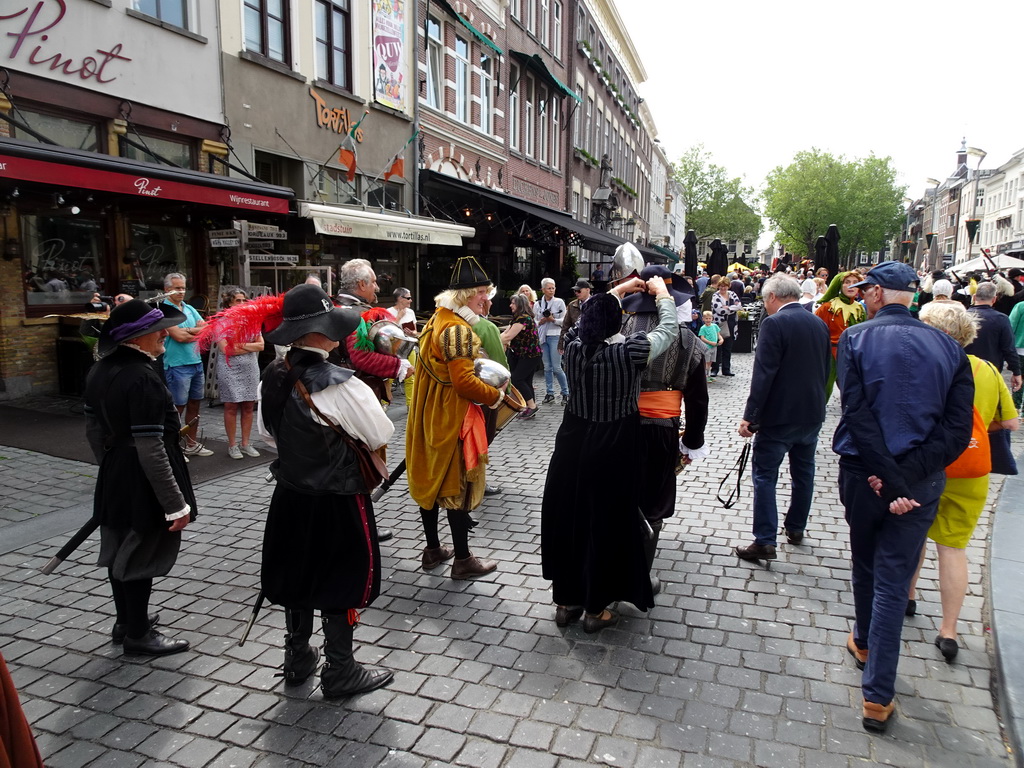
[0,352,1014,767]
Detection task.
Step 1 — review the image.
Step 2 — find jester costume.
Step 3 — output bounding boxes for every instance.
[814,271,866,399]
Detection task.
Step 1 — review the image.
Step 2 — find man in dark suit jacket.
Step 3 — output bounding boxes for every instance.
[734,274,831,564]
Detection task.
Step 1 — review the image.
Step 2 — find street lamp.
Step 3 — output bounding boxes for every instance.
[964,147,986,264]
[925,177,941,271]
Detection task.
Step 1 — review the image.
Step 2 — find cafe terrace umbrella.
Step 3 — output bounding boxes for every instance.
[683,230,699,279]
[707,239,729,277]
[823,224,841,277]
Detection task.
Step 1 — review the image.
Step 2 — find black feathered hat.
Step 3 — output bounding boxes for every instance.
[97,299,185,357]
[263,284,361,346]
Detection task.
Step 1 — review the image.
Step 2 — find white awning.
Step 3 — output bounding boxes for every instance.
[299,202,475,246]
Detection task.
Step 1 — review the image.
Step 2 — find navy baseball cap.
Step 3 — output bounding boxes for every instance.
[850,262,919,292]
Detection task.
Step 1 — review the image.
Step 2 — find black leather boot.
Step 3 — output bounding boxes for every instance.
[644,520,662,596]
[283,608,319,686]
[320,614,393,699]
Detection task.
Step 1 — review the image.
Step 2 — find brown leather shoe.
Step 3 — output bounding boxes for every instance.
[555,605,584,627]
[451,555,497,580]
[846,632,868,670]
[734,542,777,563]
[862,700,895,733]
[421,545,455,571]
[583,610,618,634]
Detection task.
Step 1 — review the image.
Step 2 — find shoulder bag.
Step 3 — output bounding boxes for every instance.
[988,363,1018,476]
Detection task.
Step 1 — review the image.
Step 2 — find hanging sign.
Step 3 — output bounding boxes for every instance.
[372,0,406,111]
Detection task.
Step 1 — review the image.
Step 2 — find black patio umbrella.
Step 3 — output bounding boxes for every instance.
[683,230,699,278]
[707,239,729,277]
[823,224,841,276]
[814,236,827,273]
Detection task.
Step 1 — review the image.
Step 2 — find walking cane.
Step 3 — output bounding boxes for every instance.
[238,589,265,647]
[40,517,99,575]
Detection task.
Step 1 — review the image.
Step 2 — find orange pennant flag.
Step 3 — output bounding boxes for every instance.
[383,156,404,182]
[338,148,357,182]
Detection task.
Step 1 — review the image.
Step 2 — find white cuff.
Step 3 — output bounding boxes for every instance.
[680,442,710,462]
[398,359,414,382]
[166,504,191,522]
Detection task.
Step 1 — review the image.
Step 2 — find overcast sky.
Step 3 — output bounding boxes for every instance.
[616,0,1024,247]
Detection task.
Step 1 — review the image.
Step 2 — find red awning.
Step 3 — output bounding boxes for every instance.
[0,140,292,214]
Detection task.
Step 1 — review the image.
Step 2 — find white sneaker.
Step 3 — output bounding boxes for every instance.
[184,442,214,457]
[240,444,261,458]
[227,445,243,460]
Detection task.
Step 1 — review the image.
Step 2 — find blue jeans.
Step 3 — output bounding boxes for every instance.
[751,423,821,546]
[840,464,943,705]
[165,362,205,407]
[540,335,568,396]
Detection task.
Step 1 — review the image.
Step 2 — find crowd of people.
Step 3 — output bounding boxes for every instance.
[73,253,1023,739]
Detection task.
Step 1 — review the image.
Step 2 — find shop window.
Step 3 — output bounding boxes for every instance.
[454,36,470,123]
[122,133,194,169]
[13,109,100,153]
[126,221,194,296]
[317,167,361,204]
[315,0,351,90]
[22,215,106,308]
[244,0,290,63]
[425,17,443,110]
[133,0,187,28]
[366,181,403,211]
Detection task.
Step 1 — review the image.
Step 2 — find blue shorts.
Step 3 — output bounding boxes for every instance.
[165,362,205,406]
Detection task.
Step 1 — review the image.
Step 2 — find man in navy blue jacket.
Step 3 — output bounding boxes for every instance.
[735,274,830,564]
[834,261,973,734]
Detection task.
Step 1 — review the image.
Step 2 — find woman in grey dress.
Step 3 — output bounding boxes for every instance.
[216,290,264,459]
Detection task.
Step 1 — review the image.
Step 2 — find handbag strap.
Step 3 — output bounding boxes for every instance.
[717,438,752,509]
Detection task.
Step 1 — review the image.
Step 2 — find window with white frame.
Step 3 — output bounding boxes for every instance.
[479,54,494,134]
[510,0,521,19]
[585,96,593,154]
[582,196,590,223]
[524,76,535,157]
[538,87,549,164]
[244,0,290,63]
[573,86,582,146]
[552,2,562,58]
[525,0,535,35]
[134,0,187,28]
[425,17,443,109]
[551,100,560,168]
[454,36,470,123]
[509,64,520,150]
[540,0,550,48]
[576,4,585,41]
[315,0,351,90]
[572,191,579,218]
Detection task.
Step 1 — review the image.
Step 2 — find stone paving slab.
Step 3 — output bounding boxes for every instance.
[0,356,1016,766]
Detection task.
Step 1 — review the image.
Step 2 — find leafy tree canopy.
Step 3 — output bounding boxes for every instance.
[672,144,762,244]
[762,149,906,265]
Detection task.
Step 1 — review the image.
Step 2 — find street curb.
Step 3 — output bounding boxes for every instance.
[990,450,1024,768]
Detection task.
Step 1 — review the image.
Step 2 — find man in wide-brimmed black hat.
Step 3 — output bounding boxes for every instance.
[85,299,197,657]
[256,283,397,699]
[621,265,709,594]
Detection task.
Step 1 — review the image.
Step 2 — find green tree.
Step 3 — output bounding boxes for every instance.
[672,144,762,243]
[762,149,905,265]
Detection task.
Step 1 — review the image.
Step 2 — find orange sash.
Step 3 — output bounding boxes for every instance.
[460,403,488,471]
[638,390,683,419]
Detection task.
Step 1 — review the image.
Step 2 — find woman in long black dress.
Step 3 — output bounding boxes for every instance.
[541,275,677,633]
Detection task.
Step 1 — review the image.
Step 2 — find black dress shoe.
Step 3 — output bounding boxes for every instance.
[734,543,777,564]
[905,599,917,617]
[377,528,394,542]
[720,372,736,377]
[483,484,502,496]
[123,629,189,657]
[555,605,584,627]
[785,529,804,545]
[935,634,959,662]
[583,610,618,634]
[112,613,160,644]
